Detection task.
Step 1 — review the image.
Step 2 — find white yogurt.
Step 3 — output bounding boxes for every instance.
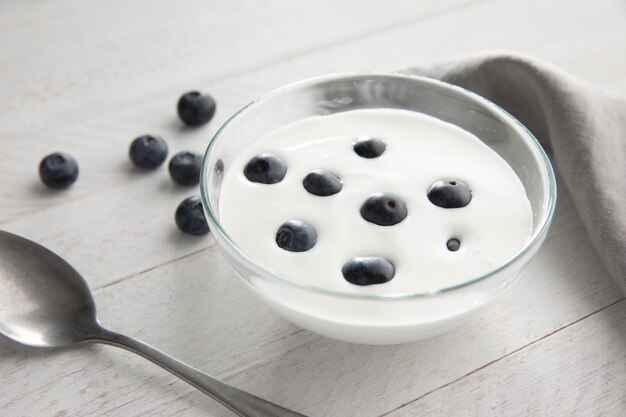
[218,109,533,295]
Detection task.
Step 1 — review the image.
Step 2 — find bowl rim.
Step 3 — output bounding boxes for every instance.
[200,71,557,300]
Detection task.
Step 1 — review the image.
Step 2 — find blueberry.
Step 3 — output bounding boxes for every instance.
[177,91,216,127]
[353,137,386,158]
[342,257,395,286]
[446,238,461,252]
[427,179,472,208]
[303,170,342,196]
[275,220,317,252]
[243,154,286,184]
[38,152,79,189]
[360,192,407,226]
[169,151,203,186]
[175,196,210,236]
[129,135,168,169]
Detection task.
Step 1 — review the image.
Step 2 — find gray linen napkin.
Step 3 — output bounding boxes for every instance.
[407,52,626,295]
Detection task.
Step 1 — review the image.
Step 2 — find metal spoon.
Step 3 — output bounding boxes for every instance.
[0,230,306,417]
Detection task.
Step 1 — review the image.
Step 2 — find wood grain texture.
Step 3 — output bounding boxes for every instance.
[0,0,625,416]
[1,248,317,416]
[385,300,626,417]
[0,0,479,139]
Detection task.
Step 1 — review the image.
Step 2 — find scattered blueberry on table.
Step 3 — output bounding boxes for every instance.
[427,179,472,208]
[446,238,461,252]
[177,91,216,127]
[129,135,168,169]
[39,152,79,189]
[360,192,408,226]
[342,257,395,286]
[353,137,386,158]
[169,151,203,186]
[175,196,210,236]
[275,220,317,252]
[243,153,287,184]
[302,170,342,196]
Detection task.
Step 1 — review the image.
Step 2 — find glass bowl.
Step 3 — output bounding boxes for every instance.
[200,73,557,345]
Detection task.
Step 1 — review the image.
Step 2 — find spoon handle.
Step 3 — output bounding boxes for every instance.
[92,328,307,417]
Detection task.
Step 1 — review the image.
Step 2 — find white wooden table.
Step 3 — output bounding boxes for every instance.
[1,1,625,416]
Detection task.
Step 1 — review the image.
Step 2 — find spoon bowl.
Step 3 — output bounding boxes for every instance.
[0,230,304,417]
[0,230,97,347]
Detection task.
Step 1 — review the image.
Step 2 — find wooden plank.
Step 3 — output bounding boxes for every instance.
[3,174,213,289]
[0,0,478,139]
[0,248,317,417]
[1,183,622,416]
[385,300,626,417]
[0,0,103,25]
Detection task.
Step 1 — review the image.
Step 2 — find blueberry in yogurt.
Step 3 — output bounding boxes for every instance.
[243,153,287,184]
[427,179,472,208]
[342,257,395,286]
[303,170,342,196]
[39,152,79,189]
[360,192,407,226]
[446,238,461,252]
[276,220,317,252]
[353,137,386,158]
[218,109,534,298]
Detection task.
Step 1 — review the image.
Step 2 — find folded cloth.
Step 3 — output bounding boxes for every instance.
[407,52,626,295]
